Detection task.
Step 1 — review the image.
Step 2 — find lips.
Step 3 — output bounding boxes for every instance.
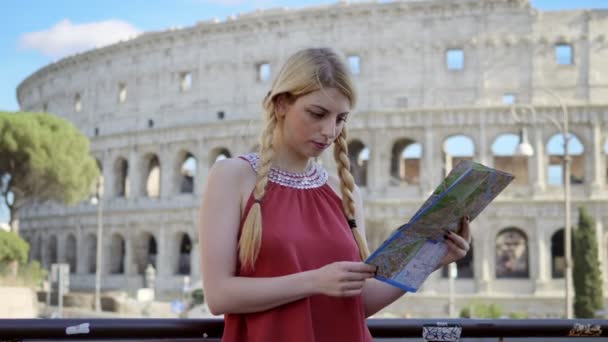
[312,141,330,150]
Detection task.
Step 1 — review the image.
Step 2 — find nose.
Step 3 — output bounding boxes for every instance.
[321,118,337,141]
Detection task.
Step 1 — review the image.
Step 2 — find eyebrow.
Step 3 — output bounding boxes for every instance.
[309,104,349,116]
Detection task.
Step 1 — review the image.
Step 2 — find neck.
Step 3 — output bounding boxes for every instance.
[271,136,312,174]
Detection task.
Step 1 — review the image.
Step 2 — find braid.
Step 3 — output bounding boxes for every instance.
[333,127,370,260]
[238,115,277,270]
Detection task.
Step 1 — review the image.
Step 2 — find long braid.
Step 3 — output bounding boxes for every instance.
[238,115,277,270]
[333,127,370,260]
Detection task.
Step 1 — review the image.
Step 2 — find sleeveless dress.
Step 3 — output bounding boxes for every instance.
[221,153,373,342]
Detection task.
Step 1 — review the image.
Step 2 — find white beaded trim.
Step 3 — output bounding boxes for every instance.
[241,153,328,189]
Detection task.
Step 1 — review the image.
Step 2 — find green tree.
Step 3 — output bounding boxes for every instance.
[0,111,99,233]
[0,229,30,278]
[573,207,604,318]
[0,229,28,264]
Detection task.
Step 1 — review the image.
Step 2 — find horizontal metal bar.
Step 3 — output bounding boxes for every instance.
[0,318,606,340]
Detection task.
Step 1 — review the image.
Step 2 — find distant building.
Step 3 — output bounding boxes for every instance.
[15,0,608,317]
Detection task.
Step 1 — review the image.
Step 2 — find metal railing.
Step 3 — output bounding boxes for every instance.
[0,318,606,341]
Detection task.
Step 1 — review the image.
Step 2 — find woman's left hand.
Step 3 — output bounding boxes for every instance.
[438,216,471,268]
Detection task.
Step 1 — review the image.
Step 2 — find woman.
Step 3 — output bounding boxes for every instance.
[199,47,471,341]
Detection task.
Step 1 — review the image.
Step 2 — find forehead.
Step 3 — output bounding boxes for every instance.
[295,88,351,113]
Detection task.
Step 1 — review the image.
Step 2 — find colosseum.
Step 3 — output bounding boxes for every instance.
[15,0,608,317]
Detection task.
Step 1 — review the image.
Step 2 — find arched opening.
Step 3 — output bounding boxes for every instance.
[209,147,231,166]
[176,233,192,275]
[144,154,161,198]
[134,232,157,274]
[114,157,129,198]
[390,138,421,185]
[65,234,77,274]
[443,135,475,175]
[546,133,585,186]
[492,133,529,185]
[348,140,369,187]
[179,152,197,194]
[31,235,42,264]
[48,235,58,267]
[551,229,567,278]
[495,227,529,278]
[85,234,97,274]
[109,234,125,274]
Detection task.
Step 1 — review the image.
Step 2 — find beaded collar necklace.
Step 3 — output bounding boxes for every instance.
[241,153,328,189]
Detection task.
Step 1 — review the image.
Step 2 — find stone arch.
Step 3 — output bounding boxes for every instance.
[109,233,126,274]
[47,235,58,268]
[390,138,422,185]
[30,234,42,264]
[35,235,43,266]
[175,232,192,275]
[495,227,529,278]
[177,151,197,194]
[143,153,161,197]
[134,232,157,275]
[491,132,529,185]
[114,157,129,198]
[546,133,585,185]
[209,147,231,166]
[551,229,565,278]
[84,233,97,274]
[65,234,77,274]
[443,134,475,175]
[347,139,369,187]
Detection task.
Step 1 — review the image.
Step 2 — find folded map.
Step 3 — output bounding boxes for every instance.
[365,160,514,292]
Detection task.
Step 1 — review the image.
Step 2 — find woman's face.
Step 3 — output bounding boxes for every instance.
[278,87,351,159]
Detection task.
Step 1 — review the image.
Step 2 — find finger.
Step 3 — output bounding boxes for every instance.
[342,280,365,291]
[444,239,468,258]
[346,262,377,273]
[446,232,469,251]
[343,272,375,281]
[458,216,472,242]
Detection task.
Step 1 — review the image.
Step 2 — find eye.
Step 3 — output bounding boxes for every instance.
[338,115,348,123]
[308,110,325,119]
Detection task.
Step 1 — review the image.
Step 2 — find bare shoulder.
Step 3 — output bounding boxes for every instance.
[207,157,257,195]
[208,157,249,181]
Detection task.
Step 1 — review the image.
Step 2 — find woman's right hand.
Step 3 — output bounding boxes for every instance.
[313,261,376,297]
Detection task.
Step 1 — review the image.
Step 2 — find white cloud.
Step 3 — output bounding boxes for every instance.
[19,19,142,58]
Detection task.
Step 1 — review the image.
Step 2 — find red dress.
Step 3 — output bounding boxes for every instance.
[221,153,372,342]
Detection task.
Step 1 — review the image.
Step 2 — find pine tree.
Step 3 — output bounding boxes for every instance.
[573,207,604,318]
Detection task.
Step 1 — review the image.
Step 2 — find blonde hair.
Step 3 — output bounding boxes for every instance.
[239,48,370,271]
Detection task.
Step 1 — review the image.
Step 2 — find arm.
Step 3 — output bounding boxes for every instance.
[199,159,374,315]
[356,186,471,317]
[353,185,407,317]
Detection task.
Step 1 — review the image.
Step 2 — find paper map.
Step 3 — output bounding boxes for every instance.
[365,160,514,292]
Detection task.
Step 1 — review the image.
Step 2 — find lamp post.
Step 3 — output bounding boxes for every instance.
[511,98,572,319]
[91,180,104,312]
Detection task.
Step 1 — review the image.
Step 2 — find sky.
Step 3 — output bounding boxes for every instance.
[0,0,606,223]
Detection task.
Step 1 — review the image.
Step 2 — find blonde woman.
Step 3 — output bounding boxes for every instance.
[199,48,471,341]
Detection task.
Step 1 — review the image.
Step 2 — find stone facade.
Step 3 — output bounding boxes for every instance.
[15,0,608,317]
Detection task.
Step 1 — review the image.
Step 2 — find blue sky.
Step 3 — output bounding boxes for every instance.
[0,0,606,224]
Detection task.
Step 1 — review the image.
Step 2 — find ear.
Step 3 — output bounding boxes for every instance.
[274,93,291,119]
